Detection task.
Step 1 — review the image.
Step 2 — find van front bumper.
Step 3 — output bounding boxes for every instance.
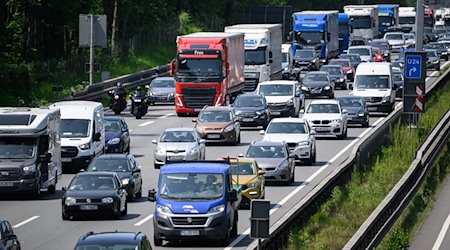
[0,176,39,192]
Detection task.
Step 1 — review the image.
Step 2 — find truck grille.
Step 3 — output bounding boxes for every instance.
[172,217,208,226]
[182,87,216,109]
[243,79,258,92]
[61,146,78,158]
[0,168,21,181]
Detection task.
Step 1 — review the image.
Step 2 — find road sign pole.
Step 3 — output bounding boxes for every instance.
[89,14,94,85]
[415,0,424,51]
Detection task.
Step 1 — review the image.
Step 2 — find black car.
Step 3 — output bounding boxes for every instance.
[425,49,441,71]
[232,93,270,129]
[104,116,130,153]
[86,154,143,201]
[369,39,391,61]
[74,231,152,250]
[62,172,128,220]
[293,49,320,71]
[338,54,362,69]
[319,65,347,90]
[335,96,369,127]
[0,220,20,250]
[424,27,438,43]
[300,71,334,98]
[424,42,449,60]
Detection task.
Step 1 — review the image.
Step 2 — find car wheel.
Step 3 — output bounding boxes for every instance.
[31,179,41,199]
[342,82,348,90]
[154,235,163,246]
[290,167,295,183]
[312,146,317,163]
[236,131,241,144]
[220,222,231,246]
[62,210,69,221]
[337,127,346,139]
[329,92,334,99]
[363,117,370,127]
[135,185,142,199]
[120,200,128,216]
[127,189,135,202]
[154,163,161,169]
[231,215,238,238]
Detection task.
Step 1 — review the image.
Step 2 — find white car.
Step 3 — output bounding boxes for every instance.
[301,100,348,139]
[383,32,405,51]
[259,118,316,165]
[152,128,206,168]
[256,80,305,117]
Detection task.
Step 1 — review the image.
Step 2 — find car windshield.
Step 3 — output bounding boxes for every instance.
[355,75,390,89]
[424,29,433,34]
[246,145,286,158]
[338,98,363,108]
[198,111,231,122]
[160,173,224,200]
[297,50,314,58]
[267,122,307,134]
[430,43,445,49]
[69,175,117,191]
[404,34,415,39]
[0,137,36,159]
[371,42,389,50]
[230,162,255,175]
[259,84,293,96]
[426,51,437,57]
[61,119,90,138]
[394,73,403,81]
[348,48,370,56]
[303,74,329,82]
[160,131,196,142]
[330,60,351,67]
[306,103,340,113]
[349,16,371,29]
[340,55,361,64]
[385,34,403,40]
[104,120,121,133]
[88,158,130,172]
[234,96,264,108]
[75,244,137,250]
[321,67,343,75]
[379,16,394,26]
[151,79,174,88]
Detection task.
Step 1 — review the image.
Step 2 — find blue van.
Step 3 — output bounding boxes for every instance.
[148,161,240,246]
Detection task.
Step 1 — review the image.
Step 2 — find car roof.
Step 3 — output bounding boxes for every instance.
[161,161,230,174]
[371,39,389,43]
[348,45,371,49]
[270,117,307,123]
[335,96,363,100]
[76,171,118,177]
[251,140,286,147]
[392,67,402,72]
[330,58,351,62]
[321,65,342,68]
[309,99,339,105]
[164,127,196,132]
[306,71,329,75]
[236,93,263,98]
[259,80,297,85]
[152,77,174,81]
[104,116,123,121]
[227,157,256,164]
[384,32,403,35]
[341,54,361,58]
[202,105,233,111]
[94,154,130,160]
[76,232,143,245]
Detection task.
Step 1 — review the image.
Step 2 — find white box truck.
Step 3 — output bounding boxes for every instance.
[225,24,283,92]
[398,7,416,32]
[50,101,105,172]
[344,5,379,42]
[0,107,61,198]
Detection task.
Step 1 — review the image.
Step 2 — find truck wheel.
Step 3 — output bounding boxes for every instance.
[221,223,231,246]
[154,236,163,246]
[31,180,41,199]
[231,216,238,238]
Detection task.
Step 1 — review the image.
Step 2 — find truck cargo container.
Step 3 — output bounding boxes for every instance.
[378,4,399,35]
[338,13,351,54]
[344,5,379,42]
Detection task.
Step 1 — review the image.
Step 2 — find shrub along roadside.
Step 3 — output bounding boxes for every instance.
[287,80,450,249]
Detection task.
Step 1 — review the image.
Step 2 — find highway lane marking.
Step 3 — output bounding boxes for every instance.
[138,121,154,127]
[432,213,450,250]
[134,214,154,226]
[159,113,174,119]
[225,117,385,250]
[426,61,450,82]
[12,216,39,228]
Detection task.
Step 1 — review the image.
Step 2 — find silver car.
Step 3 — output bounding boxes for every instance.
[152,128,206,169]
[147,77,175,105]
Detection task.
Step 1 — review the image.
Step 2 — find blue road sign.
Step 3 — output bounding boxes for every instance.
[405,55,422,79]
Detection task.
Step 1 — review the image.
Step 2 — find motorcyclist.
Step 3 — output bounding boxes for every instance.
[130,86,147,113]
[109,82,127,112]
[114,82,126,99]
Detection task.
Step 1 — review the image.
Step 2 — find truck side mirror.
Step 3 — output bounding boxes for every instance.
[228,189,238,202]
[148,189,157,202]
[93,132,101,142]
[269,51,273,59]
[287,31,293,41]
[169,59,176,76]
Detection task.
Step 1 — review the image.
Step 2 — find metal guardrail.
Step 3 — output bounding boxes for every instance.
[245,67,450,250]
[67,64,170,101]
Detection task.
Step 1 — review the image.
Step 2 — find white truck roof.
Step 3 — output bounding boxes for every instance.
[224,24,281,30]
[0,107,60,136]
[50,101,103,119]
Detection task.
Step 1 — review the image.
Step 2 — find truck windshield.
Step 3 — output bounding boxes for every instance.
[245,47,266,65]
[399,16,415,25]
[259,84,293,96]
[298,32,323,45]
[355,75,390,89]
[424,17,434,27]
[61,119,90,138]
[385,34,403,40]
[160,173,224,200]
[0,137,36,159]
[379,16,394,26]
[176,58,222,83]
[350,16,371,29]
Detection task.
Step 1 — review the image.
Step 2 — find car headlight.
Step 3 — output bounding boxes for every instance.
[156,204,172,214]
[298,141,310,146]
[301,86,309,91]
[208,204,225,214]
[224,124,234,133]
[65,197,76,206]
[399,62,404,67]
[114,95,119,100]
[101,197,114,203]
[330,119,341,124]
[346,69,353,74]
[190,147,199,154]
[148,92,154,96]
[107,137,121,145]
[382,96,390,103]
[22,164,36,173]
[287,99,294,105]
[324,85,331,90]
[247,182,259,188]
[169,92,174,96]
[256,110,265,116]
[278,162,289,169]
[121,178,130,185]
[235,110,242,115]
[284,66,289,71]
[196,127,203,134]
[312,59,318,63]
[79,143,90,150]
[442,52,448,55]
[433,60,439,64]
[339,78,345,82]
[155,146,164,154]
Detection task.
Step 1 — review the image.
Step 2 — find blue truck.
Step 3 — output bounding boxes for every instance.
[378,4,400,35]
[338,13,350,54]
[292,11,339,63]
[148,161,241,246]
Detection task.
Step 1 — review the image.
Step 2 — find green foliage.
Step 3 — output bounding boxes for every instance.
[178,11,204,35]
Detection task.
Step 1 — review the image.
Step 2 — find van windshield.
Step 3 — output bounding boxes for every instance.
[160,173,224,200]
[0,137,36,159]
[259,84,293,96]
[61,119,90,138]
[355,75,390,89]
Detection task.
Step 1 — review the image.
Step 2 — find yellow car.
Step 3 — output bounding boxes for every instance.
[228,157,265,207]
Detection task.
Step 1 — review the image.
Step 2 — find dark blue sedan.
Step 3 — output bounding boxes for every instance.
[104,116,130,153]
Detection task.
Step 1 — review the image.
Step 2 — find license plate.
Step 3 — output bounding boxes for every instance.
[168,156,184,161]
[311,89,322,94]
[180,230,200,236]
[368,107,377,111]
[270,111,281,115]
[0,182,13,187]
[314,127,329,131]
[61,158,72,162]
[207,134,220,139]
[134,99,142,102]
[242,118,254,122]
[79,205,98,210]
[194,108,202,112]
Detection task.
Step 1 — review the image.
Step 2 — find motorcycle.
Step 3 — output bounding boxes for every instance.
[130,89,148,119]
[108,88,127,115]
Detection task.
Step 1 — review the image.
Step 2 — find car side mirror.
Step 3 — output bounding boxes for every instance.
[152,139,157,144]
[62,187,67,191]
[199,139,206,144]
[295,92,300,97]
[238,153,244,157]
[234,118,239,122]
[258,169,265,175]
[259,130,265,135]
[93,132,101,142]
[6,234,18,241]
[145,85,150,88]
[228,189,238,202]
[300,109,305,114]
[342,109,348,114]
[269,59,273,64]
[148,189,157,202]
[133,168,141,173]
[192,118,197,123]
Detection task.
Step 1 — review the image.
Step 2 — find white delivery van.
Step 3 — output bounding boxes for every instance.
[50,101,105,171]
[352,62,396,113]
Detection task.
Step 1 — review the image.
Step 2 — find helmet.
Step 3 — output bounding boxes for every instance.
[136,86,142,91]
[117,82,122,87]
